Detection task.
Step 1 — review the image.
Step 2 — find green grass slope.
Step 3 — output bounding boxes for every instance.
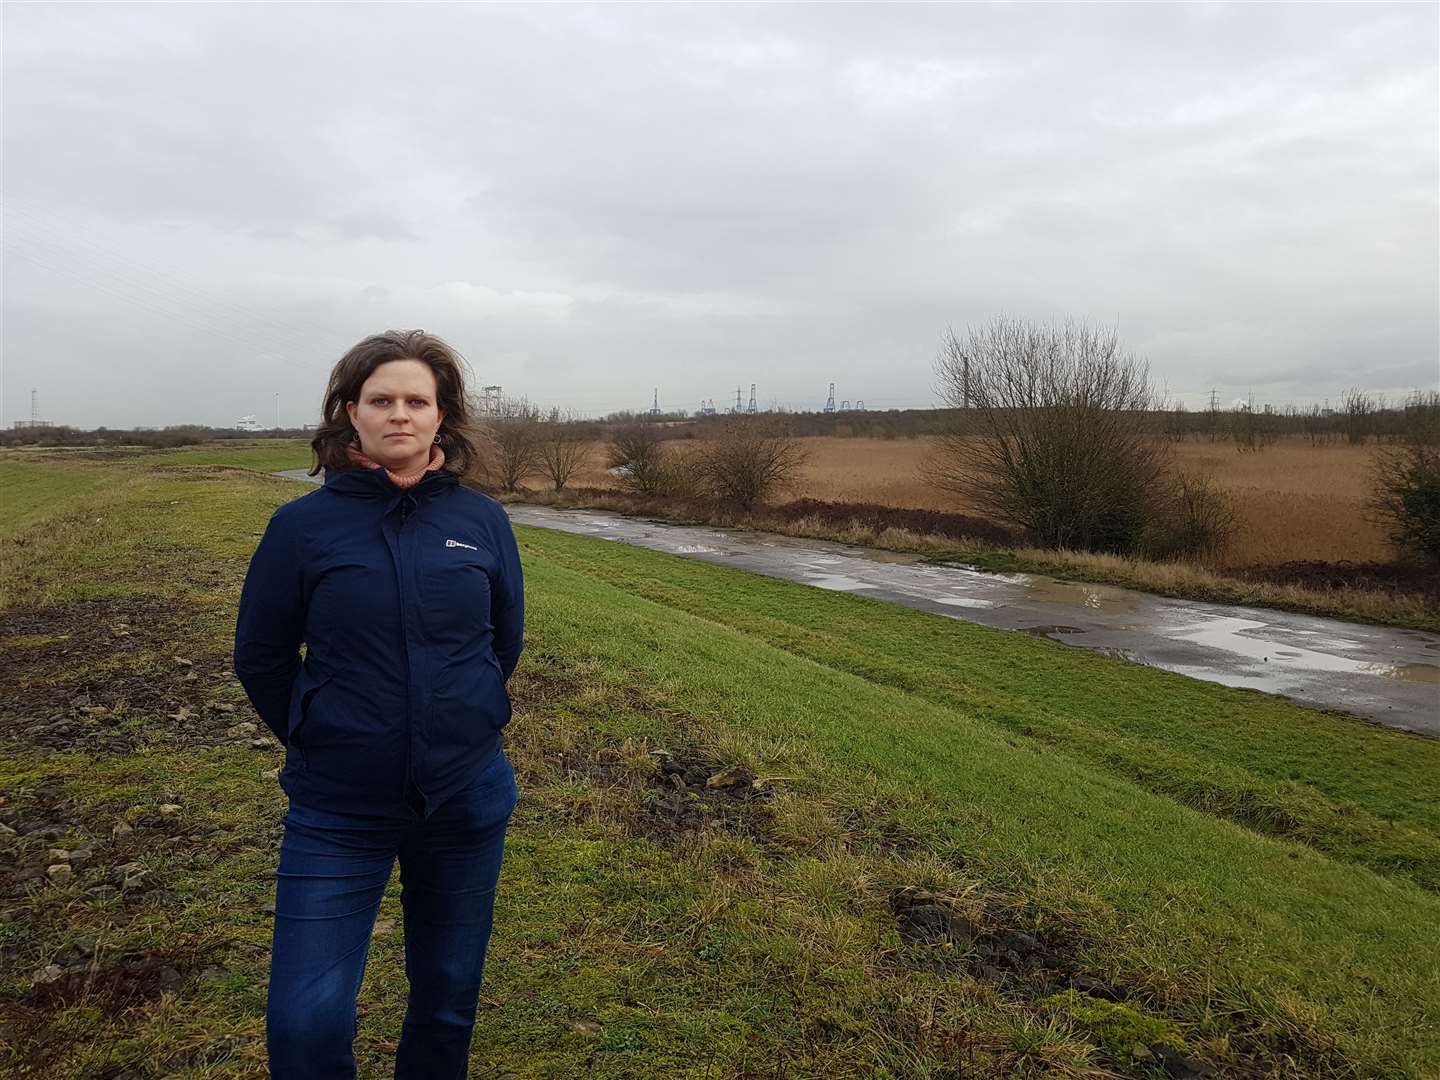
[0,459,1435,1078]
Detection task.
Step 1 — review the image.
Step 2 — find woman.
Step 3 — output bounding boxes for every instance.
[233,329,524,1080]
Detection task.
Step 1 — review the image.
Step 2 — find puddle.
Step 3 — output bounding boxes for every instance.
[801,573,877,592]
[935,597,999,610]
[1168,616,1437,682]
[674,545,718,554]
[1022,578,1141,614]
[1360,662,1440,684]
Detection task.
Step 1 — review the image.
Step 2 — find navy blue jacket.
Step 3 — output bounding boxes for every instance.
[233,464,523,819]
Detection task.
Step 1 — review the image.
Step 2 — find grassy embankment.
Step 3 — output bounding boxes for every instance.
[1,450,1438,1078]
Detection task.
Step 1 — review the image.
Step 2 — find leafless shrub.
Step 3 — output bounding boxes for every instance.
[608,422,684,496]
[1367,389,1440,564]
[692,416,808,510]
[924,317,1171,555]
[536,408,594,492]
[1142,473,1239,563]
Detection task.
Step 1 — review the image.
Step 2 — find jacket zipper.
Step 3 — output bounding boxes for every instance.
[397,492,418,801]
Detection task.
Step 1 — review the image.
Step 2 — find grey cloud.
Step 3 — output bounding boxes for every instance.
[2,2,1435,428]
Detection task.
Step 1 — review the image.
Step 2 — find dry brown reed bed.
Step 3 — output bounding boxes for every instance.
[565,435,1395,568]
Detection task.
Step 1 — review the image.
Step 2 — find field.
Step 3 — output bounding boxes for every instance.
[563,436,1392,570]
[2,450,1439,1078]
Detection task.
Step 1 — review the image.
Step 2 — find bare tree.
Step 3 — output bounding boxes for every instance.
[924,317,1171,554]
[607,422,678,496]
[536,408,594,492]
[1343,387,1374,445]
[693,416,808,510]
[482,395,543,492]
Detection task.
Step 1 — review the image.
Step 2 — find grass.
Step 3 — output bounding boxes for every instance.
[1,455,1438,1077]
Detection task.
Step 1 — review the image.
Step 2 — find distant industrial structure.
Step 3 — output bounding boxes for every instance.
[12,388,55,430]
[821,383,864,413]
[478,385,504,416]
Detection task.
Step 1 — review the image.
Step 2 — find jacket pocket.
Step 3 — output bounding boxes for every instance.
[418,545,495,642]
[287,669,334,761]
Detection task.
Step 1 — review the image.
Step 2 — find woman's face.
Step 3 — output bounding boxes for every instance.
[345,359,446,471]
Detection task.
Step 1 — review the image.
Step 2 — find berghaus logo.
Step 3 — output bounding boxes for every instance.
[445,539,479,551]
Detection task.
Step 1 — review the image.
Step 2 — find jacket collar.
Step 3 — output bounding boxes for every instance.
[322,464,460,503]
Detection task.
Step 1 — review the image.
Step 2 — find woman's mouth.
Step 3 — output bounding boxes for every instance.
[385,433,411,439]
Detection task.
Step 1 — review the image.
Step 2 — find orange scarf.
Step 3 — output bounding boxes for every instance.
[345,440,447,490]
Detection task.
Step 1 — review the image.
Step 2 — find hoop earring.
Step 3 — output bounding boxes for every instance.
[350,430,360,444]
[433,432,441,443]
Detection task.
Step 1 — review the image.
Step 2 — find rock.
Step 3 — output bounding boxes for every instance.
[113,820,134,837]
[262,768,281,781]
[46,863,73,882]
[566,1020,602,1036]
[373,919,396,935]
[705,767,746,789]
[71,935,98,957]
[227,722,258,737]
[31,964,65,986]
[197,965,230,986]
[157,966,184,991]
[1152,1045,1210,1078]
[158,804,182,815]
[47,848,71,862]
[249,738,271,749]
[173,657,194,667]
[212,702,237,713]
[1068,973,1122,1001]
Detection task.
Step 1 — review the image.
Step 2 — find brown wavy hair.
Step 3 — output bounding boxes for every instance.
[310,330,483,477]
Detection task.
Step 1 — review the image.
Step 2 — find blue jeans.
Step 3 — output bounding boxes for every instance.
[266,749,519,1079]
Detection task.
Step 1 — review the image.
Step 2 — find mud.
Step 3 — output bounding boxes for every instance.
[0,598,267,757]
[636,749,776,842]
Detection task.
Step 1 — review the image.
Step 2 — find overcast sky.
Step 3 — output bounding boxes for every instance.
[3,2,1436,429]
